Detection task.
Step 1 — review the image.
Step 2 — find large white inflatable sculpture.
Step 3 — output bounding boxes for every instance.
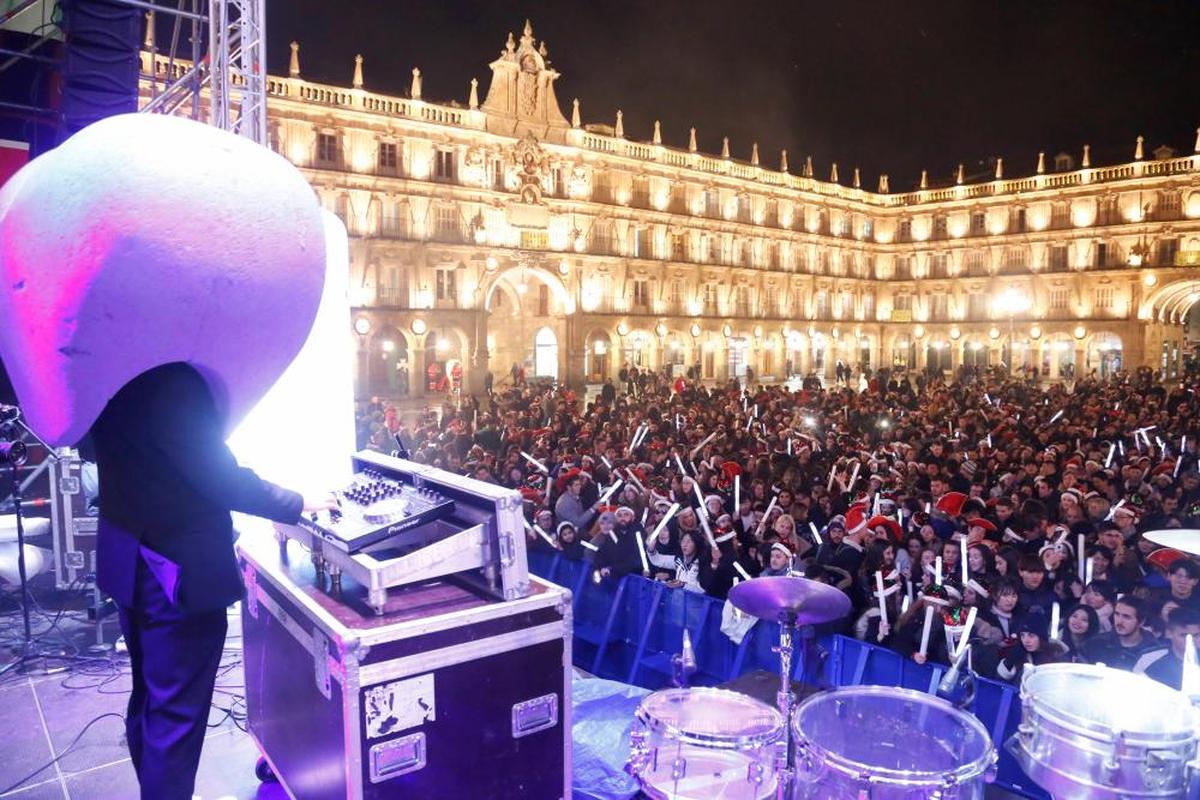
[0,113,327,446]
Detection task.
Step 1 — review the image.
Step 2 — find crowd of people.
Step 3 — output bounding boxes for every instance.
[356,363,1200,691]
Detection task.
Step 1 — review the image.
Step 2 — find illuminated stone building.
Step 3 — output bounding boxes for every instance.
[143,21,1200,398]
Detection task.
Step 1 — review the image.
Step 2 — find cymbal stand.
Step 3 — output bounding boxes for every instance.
[773,612,797,800]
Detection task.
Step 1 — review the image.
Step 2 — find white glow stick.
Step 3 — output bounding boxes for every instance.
[692,479,708,518]
[697,510,717,549]
[919,605,935,658]
[689,429,720,458]
[901,594,911,615]
[580,539,599,552]
[935,556,943,585]
[1105,443,1115,468]
[634,523,650,574]
[745,415,755,431]
[756,496,779,536]
[641,508,649,525]
[1118,440,1125,457]
[1085,554,1094,586]
[601,455,613,470]
[1177,456,1184,478]
[646,502,680,547]
[827,462,838,492]
[875,571,888,639]
[787,438,792,456]
[520,451,549,473]
[598,479,624,506]
[1050,602,1061,642]
[1048,409,1064,425]
[675,453,688,475]
[847,461,861,492]
[1078,534,1086,583]
[956,606,978,658]
[1183,634,1200,699]
[621,468,646,494]
[753,404,759,418]
[809,521,822,545]
[960,537,969,584]
[734,561,752,581]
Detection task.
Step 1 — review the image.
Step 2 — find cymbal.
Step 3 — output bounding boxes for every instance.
[1143,529,1200,557]
[729,575,852,625]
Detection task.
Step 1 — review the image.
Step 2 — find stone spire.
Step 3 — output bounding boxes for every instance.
[352,54,363,89]
[410,67,422,100]
[1082,144,1091,167]
[1195,128,1200,153]
[688,127,697,152]
[143,11,154,49]
[780,149,789,172]
[1036,151,1045,174]
[878,174,889,193]
[1135,135,1144,160]
[615,110,624,138]
[830,162,839,183]
[653,120,661,145]
[803,155,813,178]
[571,98,580,127]
[919,169,928,189]
[956,163,964,184]
[852,167,861,188]
[751,142,759,165]
[469,78,479,109]
[288,41,300,78]
[539,40,548,58]
[721,137,730,158]
[995,157,1003,180]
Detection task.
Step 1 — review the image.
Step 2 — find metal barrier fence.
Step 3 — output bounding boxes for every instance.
[530,550,1049,799]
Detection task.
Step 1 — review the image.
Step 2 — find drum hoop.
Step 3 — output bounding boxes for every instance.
[1021,664,1198,745]
[791,686,996,784]
[636,687,784,749]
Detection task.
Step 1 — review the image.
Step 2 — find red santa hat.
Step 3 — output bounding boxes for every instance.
[844,505,869,536]
[934,492,968,517]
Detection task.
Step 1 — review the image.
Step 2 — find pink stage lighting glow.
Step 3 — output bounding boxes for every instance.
[0,113,326,446]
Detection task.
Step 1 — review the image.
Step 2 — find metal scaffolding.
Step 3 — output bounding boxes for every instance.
[133,0,266,145]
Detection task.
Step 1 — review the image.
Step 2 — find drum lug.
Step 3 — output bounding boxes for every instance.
[624,729,649,778]
[745,759,766,786]
[670,755,688,781]
[1143,749,1184,789]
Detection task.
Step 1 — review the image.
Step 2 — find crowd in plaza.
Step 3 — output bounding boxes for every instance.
[357,363,1200,690]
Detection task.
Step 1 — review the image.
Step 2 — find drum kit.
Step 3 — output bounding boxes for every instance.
[625,556,1200,799]
[626,574,997,799]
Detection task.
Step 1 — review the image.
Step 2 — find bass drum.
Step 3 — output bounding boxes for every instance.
[628,687,784,800]
[791,685,996,799]
[1009,662,1198,799]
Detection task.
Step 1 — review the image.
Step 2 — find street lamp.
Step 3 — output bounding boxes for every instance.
[993,288,1031,374]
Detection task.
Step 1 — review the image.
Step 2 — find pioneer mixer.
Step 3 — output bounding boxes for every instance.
[298,468,455,553]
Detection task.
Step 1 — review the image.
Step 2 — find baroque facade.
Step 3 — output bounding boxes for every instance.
[144,21,1200,399]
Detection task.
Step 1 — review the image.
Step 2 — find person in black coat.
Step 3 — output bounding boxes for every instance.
[90,362,329,800]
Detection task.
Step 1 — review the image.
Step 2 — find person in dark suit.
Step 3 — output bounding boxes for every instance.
[89,362,329,800]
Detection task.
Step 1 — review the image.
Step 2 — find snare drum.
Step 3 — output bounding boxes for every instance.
[628,687,784,800]
[791,686,996,799]
[1010,663,1198,799]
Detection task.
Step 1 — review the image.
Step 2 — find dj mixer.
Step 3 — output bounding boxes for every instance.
[297,468,455,553]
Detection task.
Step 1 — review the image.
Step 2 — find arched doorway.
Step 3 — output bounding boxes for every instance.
[727,335,749,381]
[962,338,988,369]
[786,331,805,377]
[585,329,612,383]
[891,337,913,369]
[623,330,654,371]
[369,329,410,397]
[534,326,558,380]
[424,330,465,396]
[1088,333,1123,378]
[926,340,951,372]
[811,332,827,375]
[662,332,687,375]
[1043,335,1076,380]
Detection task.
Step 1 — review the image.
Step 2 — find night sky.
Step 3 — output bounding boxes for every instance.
[280,2,1191,190]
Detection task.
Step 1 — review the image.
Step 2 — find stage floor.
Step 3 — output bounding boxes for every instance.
[0,583,1026,800]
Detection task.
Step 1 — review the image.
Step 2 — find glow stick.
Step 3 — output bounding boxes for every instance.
[580,539,599,552]
[827,462,838,492]
[755,496,779,536]
[1183,634,1200,699]
[697,510,717,549]
[919,605,935,658]
[956,606,978,658]
[520,451,549,473]
[875,571,888,639]
[1085,553,1094,586]
[692,479,708,517]
[1050,602,1061,642]
[1118,440,1125,457]
[646,502,680,547]
[675,453,688,475]
[607,529,618,543]
[734,561,752,581]
[634,523,650,574]
[1176,455,1184,478]
[641,508,649,525]
[734,474,741,511]
[753,404,759,418]
[907,578,914,607]
[745,415,754,431]
[809,522,822,545]
[935,556,943,585]
[960,537,969,584]
[1077,534,1086,583]
[847,461,861,492]
[901,594,911,615]
[598,479,623,505]
[787,438,792,456]
[601,455,613,470]
[715,531,735,543]
[622,468,646,494]
[1105,443,1115,468]
[689,429,720,458]
[1048,409,1064,425]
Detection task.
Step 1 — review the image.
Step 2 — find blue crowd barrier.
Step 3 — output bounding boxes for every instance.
[530,550,1049,799]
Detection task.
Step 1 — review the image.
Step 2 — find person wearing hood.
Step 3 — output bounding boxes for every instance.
[996,608,1068,683]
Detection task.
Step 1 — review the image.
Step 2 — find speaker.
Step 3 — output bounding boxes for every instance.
[57,0,141,141]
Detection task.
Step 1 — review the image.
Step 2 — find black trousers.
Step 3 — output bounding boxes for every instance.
[117,556,228,800]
